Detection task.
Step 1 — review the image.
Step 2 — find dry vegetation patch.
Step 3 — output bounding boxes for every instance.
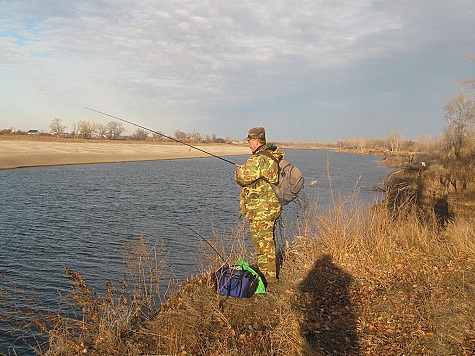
[2,196,473,355]
[70,198,474,355]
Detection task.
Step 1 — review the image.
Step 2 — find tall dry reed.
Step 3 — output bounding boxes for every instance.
[295,191,474,355]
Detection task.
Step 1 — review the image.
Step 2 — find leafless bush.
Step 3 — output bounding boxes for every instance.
[1,236,170,354]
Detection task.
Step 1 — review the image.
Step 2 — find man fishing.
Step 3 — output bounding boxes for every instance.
[234,127,284,284]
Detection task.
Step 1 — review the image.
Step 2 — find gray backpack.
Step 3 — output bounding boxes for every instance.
[260,151,304,205]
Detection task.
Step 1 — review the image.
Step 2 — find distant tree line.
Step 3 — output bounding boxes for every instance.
[0,118,233,144]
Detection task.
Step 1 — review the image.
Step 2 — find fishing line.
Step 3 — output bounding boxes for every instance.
[85,107,238,166]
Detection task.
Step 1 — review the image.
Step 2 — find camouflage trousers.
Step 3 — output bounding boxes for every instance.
[249,219,277,277]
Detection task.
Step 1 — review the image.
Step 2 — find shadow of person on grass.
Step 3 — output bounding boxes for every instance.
[299,254,359,355]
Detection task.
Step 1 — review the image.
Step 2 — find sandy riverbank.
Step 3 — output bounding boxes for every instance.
[0,137,250,170]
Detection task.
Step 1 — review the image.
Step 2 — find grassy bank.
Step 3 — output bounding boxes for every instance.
[136,197,473,355]
[2,189,473,355]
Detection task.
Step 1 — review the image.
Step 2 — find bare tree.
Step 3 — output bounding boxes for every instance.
[443,90,475,158]
[187,129,201,142]
[75,120,95,139]
[387,131,403,152]
[132,128,149,140]
[356,137,370,150]
[71,122,78,138]
[49,118,66,136]
[174,130,187,142]
[151,131,167,141]
[106,121,125,140]
[95,124,107,139]
[416,134,435,152]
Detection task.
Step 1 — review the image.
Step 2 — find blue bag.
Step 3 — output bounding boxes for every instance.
[215,265,258,298]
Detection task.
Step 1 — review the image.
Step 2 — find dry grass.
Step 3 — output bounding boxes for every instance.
[295,195,474,355]
[125,192,473,355]
[1,195,473,355]
[0,236,171,354]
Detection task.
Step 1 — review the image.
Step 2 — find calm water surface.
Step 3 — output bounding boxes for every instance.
[0,149,391,353]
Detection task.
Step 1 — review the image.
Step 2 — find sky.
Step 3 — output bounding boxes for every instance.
[1,0,474,142]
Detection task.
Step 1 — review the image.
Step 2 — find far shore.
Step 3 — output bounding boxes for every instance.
[0,136,251,170]
[0,136,391,171]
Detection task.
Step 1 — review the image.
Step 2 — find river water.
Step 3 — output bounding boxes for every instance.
[0,149,391,354]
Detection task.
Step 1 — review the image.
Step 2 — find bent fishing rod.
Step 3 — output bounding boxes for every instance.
[85,107,237,166]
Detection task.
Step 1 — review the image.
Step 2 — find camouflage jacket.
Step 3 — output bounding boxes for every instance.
[234,143,284,221]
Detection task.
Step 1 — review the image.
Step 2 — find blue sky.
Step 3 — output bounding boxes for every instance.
[1,0,474,142]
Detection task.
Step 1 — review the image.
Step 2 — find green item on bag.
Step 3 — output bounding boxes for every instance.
[237,257,266,294]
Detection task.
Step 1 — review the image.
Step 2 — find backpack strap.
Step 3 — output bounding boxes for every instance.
[258,150,281,187]
[259,150,279,165]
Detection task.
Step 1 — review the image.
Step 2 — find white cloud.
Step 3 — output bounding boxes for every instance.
[1,0,474,140]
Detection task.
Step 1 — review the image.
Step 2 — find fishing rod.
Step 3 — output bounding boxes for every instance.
[85,107,238,166]
[187,227,228,265]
